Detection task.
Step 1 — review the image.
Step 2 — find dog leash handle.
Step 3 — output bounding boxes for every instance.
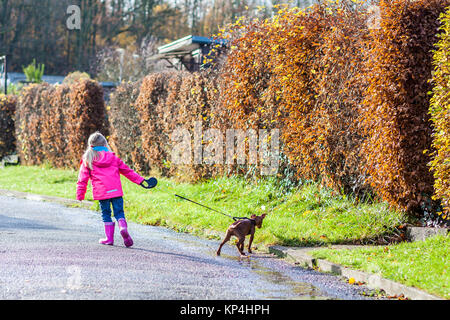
[141,177,158,189]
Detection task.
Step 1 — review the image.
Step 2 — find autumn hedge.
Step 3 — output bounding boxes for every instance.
[219,0,450,213]
[220,3,371,196]
[15,79,108,168]
[130,71,226,182]
[360,0,450,213]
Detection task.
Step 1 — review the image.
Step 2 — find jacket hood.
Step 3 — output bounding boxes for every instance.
[93,151,116,168]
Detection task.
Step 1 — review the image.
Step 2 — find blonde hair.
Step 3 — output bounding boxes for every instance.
[82,132,111,170]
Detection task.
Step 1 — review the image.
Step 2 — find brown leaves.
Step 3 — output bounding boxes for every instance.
[131,71,223,181]
[220,3,371,195]
[0,94,17,159]
[15,80,107,168]
[361,0,449,212]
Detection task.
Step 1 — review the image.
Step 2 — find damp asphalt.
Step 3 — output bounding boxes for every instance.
[0,195,376,300]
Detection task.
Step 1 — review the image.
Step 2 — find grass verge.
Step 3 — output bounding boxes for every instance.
[311,235,449,299]
[0,165,406,248]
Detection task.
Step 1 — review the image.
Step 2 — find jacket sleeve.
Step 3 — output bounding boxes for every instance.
[117,157,145,185]
[76,160,90,201]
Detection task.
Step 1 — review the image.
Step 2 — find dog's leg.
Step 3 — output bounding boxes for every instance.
[236,235,246,256]
[248,233,254,254]
[217,230,232,256]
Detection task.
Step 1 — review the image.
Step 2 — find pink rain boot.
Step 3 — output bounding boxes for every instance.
[118,218,133,247]
[99,222,115,245]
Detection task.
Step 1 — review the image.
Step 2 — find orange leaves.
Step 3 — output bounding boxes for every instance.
[127,71,224,181]
[9,0,450,220]
[360,0,449,212]
[217,0,450,215]
[220,2,370,195]
[107,80,147,173]
[66,80,108,168]
[15,80,107,168]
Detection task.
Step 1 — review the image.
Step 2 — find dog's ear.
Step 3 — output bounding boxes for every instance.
[261,213,266,219]
[251,214,256,219]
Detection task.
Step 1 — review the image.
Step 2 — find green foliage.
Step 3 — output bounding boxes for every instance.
[429,7,450,217]
[312,234,450,299]
[22,59,45,83]
[6,83,23,95]
[0,165,406,247]
[63,71,91,85]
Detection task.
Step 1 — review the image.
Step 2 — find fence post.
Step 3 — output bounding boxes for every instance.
[4,55,7,94]
[1,55,7,94]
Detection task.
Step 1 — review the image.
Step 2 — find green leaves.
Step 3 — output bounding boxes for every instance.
[22,59,45,84]
[429,7,450,216]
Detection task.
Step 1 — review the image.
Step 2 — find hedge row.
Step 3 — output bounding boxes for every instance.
[220,3,370,196]
[107,80,147,172]
[108,71,231,182]
[0,94,17,159]
[15,80,108,168]
[218,0,450,213]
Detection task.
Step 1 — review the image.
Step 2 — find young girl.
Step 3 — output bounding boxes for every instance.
[76,132,145,247]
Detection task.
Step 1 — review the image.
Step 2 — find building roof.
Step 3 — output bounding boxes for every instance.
[157,35,226,56]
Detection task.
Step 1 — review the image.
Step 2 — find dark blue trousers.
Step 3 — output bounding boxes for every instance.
[99,196,125,223]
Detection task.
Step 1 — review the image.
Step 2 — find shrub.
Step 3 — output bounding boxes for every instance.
[63,71,91,85]
[134,72,169,174]
[65,79,109,168]
[22,59,45,84]
[15,80,108,168]
[15,83,51,165]
[132,71,221,181]
[219,3,370,194]
[0,94,17,159]
[429,7,450,216]
[360,0,450,213]
[107,80,148,172]
[41,84,71,168]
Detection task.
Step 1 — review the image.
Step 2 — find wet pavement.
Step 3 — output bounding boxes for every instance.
[0,195,375,300]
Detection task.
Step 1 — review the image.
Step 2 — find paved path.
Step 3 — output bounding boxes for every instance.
[0,195,374,300]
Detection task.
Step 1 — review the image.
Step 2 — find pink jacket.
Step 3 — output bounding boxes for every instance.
[76,151,145,201]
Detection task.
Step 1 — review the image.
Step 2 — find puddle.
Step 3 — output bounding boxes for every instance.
[221,253,334,299]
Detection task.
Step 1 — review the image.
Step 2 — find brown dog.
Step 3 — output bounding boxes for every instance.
[216,214,266,256]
